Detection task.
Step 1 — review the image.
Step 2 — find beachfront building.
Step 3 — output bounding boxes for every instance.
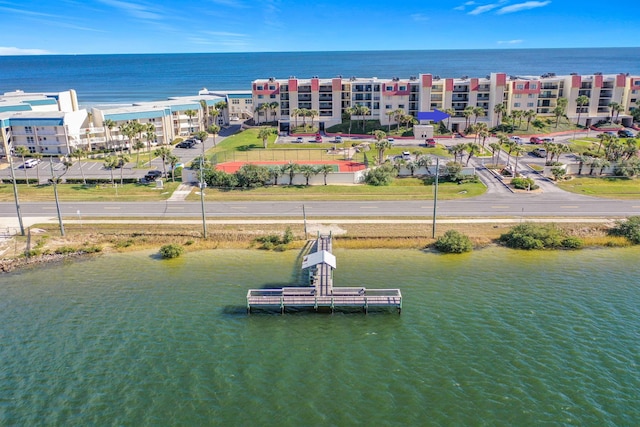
[252,72,639,133]
[0,90,92,158]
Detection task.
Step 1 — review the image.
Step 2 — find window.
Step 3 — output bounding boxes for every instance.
[269,85,276,90]
[385,105,392,110]
[270,94,276,99]
[386,86,393,91]
[516,84,524,90]
[530,83,537,89]
[514,94,522,98]
[25,126,33,134]
[398,104,405,109]
[256,85,263,90]
[27,136,34,144]
[399,86,406,91]
[246,99,252,104]
[514,102,521,107]
[232,99,240,105]
[258,95,264,99]
[527,103,534,107]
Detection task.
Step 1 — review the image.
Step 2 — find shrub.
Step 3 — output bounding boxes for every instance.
[364,164,394,186]
[434,230,473,253]
[608,216,640,244]
[511,177,539,190]
[159,244,184,259]
[499,223,583,250]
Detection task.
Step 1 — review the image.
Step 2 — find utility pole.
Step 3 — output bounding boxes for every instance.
[7,153,25,236]
[50,157,65,236]
[199,156,207,238]
[432,157,439,239]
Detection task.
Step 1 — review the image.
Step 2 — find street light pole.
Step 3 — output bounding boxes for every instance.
[432,157,440,239]
[7,153,25,236]
[199,156,207,238]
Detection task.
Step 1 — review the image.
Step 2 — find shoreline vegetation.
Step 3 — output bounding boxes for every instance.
[2,219,636,273]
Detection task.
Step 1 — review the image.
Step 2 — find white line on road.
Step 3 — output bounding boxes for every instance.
[491,206,510,209]
[560,206,579,209]
[359,206,378,209]
[102,207,121,210]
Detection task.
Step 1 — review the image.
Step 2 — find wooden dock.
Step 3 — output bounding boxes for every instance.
[246,235,402,314]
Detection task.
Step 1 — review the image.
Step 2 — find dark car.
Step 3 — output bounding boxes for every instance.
[176,140,196,148]
[144,170,163,181]
[618,129,635,138]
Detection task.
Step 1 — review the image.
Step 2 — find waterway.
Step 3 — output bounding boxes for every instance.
[1,247,639,426]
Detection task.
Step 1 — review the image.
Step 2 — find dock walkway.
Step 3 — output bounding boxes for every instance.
[246,234,402,314]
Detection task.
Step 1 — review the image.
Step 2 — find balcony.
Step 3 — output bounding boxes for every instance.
[539,92,557,98]
[453,86,469,93]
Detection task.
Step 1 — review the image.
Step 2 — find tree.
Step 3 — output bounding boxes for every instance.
[103,156,117,186]
[489,142,502,165]
[32,152,43,184]
[448,144,466,164]
[153,146,172,179]
[292,108,301,129]
[493,103,506,127]
[462,106,474,130]
[257,127,276,149]
[268,165,283,185]
[282,162,299,185]
[416,154,433,175]
[524,109,537,131]
[168,154,179,182]
[133,140,145,165]
[215,101,228,125]
[103,119,116,152]
[472,106,485,125]
[317,164,334,185]
[554,97,568,128]
[511,145,524,176]
[117,154,130,186]
[184,109,198,132]
[358,105,370,131]
[385,110,395,132]
[119,122,137,154]
[71,148,88,184]
[445,108,456,131]
[207,124,220,146]
[575,95,590,126]
[465,143,481,166]
[299,164,318,186]
[14,146,31,185]
[269,101,279,123]
[551,166,566,181]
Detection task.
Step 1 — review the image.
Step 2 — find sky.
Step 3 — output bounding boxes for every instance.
[0,0,636,55]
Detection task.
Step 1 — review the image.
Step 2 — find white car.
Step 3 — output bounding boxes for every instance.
[402,151,411,160]
[509,136,523,144]
[23,158,41,168]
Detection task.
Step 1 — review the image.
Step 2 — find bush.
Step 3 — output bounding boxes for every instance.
[159,244,184,259]
[255,228,295,250]
[608,216,640,244]
[434,230,473,253]
[499,223,583,250]
[511,177,539,190]
[364,164,395,186]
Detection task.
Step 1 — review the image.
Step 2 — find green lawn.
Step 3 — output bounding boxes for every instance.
[557,177,640,199]
[0,181,181,202]
[187,178,486,201]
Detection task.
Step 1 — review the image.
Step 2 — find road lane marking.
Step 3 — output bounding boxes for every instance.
[560,206,579,209]
[40,206,56,210]
[103,207,121,210]
[359,206,378,209]
[491,206,509,209]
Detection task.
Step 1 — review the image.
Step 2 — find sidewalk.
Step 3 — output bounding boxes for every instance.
[167,183,193,201]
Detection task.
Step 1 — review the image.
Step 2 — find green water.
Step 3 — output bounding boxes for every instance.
[1,247,639,426]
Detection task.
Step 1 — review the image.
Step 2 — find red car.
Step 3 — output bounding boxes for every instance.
[530,137,543,144]
[426,138,436,147]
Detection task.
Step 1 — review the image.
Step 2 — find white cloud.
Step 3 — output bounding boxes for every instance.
[497,1,551,14]
[97,0,163,21]
[0,46,53,55]
[468,3,502,15]
[202,31,248,38]
[411,13,429,21]
[497,39,524,44]
[454,1,476,11]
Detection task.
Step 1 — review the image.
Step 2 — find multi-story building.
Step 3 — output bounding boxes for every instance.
[252,72,639,133]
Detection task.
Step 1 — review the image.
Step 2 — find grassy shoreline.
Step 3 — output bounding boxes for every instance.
[1,220,631,273]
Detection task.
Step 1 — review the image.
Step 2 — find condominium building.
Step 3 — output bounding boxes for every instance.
[252,72,639,132]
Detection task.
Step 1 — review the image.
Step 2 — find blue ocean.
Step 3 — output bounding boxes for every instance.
[1,47,639,106]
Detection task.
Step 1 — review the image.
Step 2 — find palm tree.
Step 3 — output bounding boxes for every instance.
[308,109,318,129]
[119,122,136,154]
[624,139,638,160]
[358,105,370,132]
[448,144,466,164]
[385,110,395,132]
[344,106,356,136]
[596,132,612,153]
[282,162,299,185]
[200,100,209,127]
[215,101,228,125]
[299,164,317,186]
[207,124,220,147]
[317,164,334,185]
[554,97,568,128]
[14,146,30,185]
[575,95,590,126]
[612,103,624,123]
[254,105,264,125]
[103,118,116,152]
[462,106,474,130]
[393,108,404,131]
[153,147,172,179]
[168,154,179,182]
[473,106,485,125]
[444,108,455,131]
[465,143,481,166]
[117,153,130,186]
[493,103,506,127]
[374,139,392,166]
[184,109,198,133]
[524,110,537,131]
[292,108,301,129]
[268,165,283,185]
[257,127,275,149]
[489,142,501,165]
[103,156,117,186]
[416,154,433,175]
[71,148,88,184]
[504,140,517,166]
[133,141,145,165]
[511,145,524,176]
[269,101,279,123]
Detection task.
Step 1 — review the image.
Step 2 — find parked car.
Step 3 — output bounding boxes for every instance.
[530,137,543,144]
[618,129,635,138]
[509,136,523,144]
[532,148,547,158]
[315,135,323,142]
[334,136,343,143]
[425,138,436,147]
[295,137,303,143]
[603,131,617,137]
[144,170,163,181]
[388,138,395,142]
[23,158,41,168]
[542,137,553,143]
[402,151,411,160]
[176,140,196,148]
